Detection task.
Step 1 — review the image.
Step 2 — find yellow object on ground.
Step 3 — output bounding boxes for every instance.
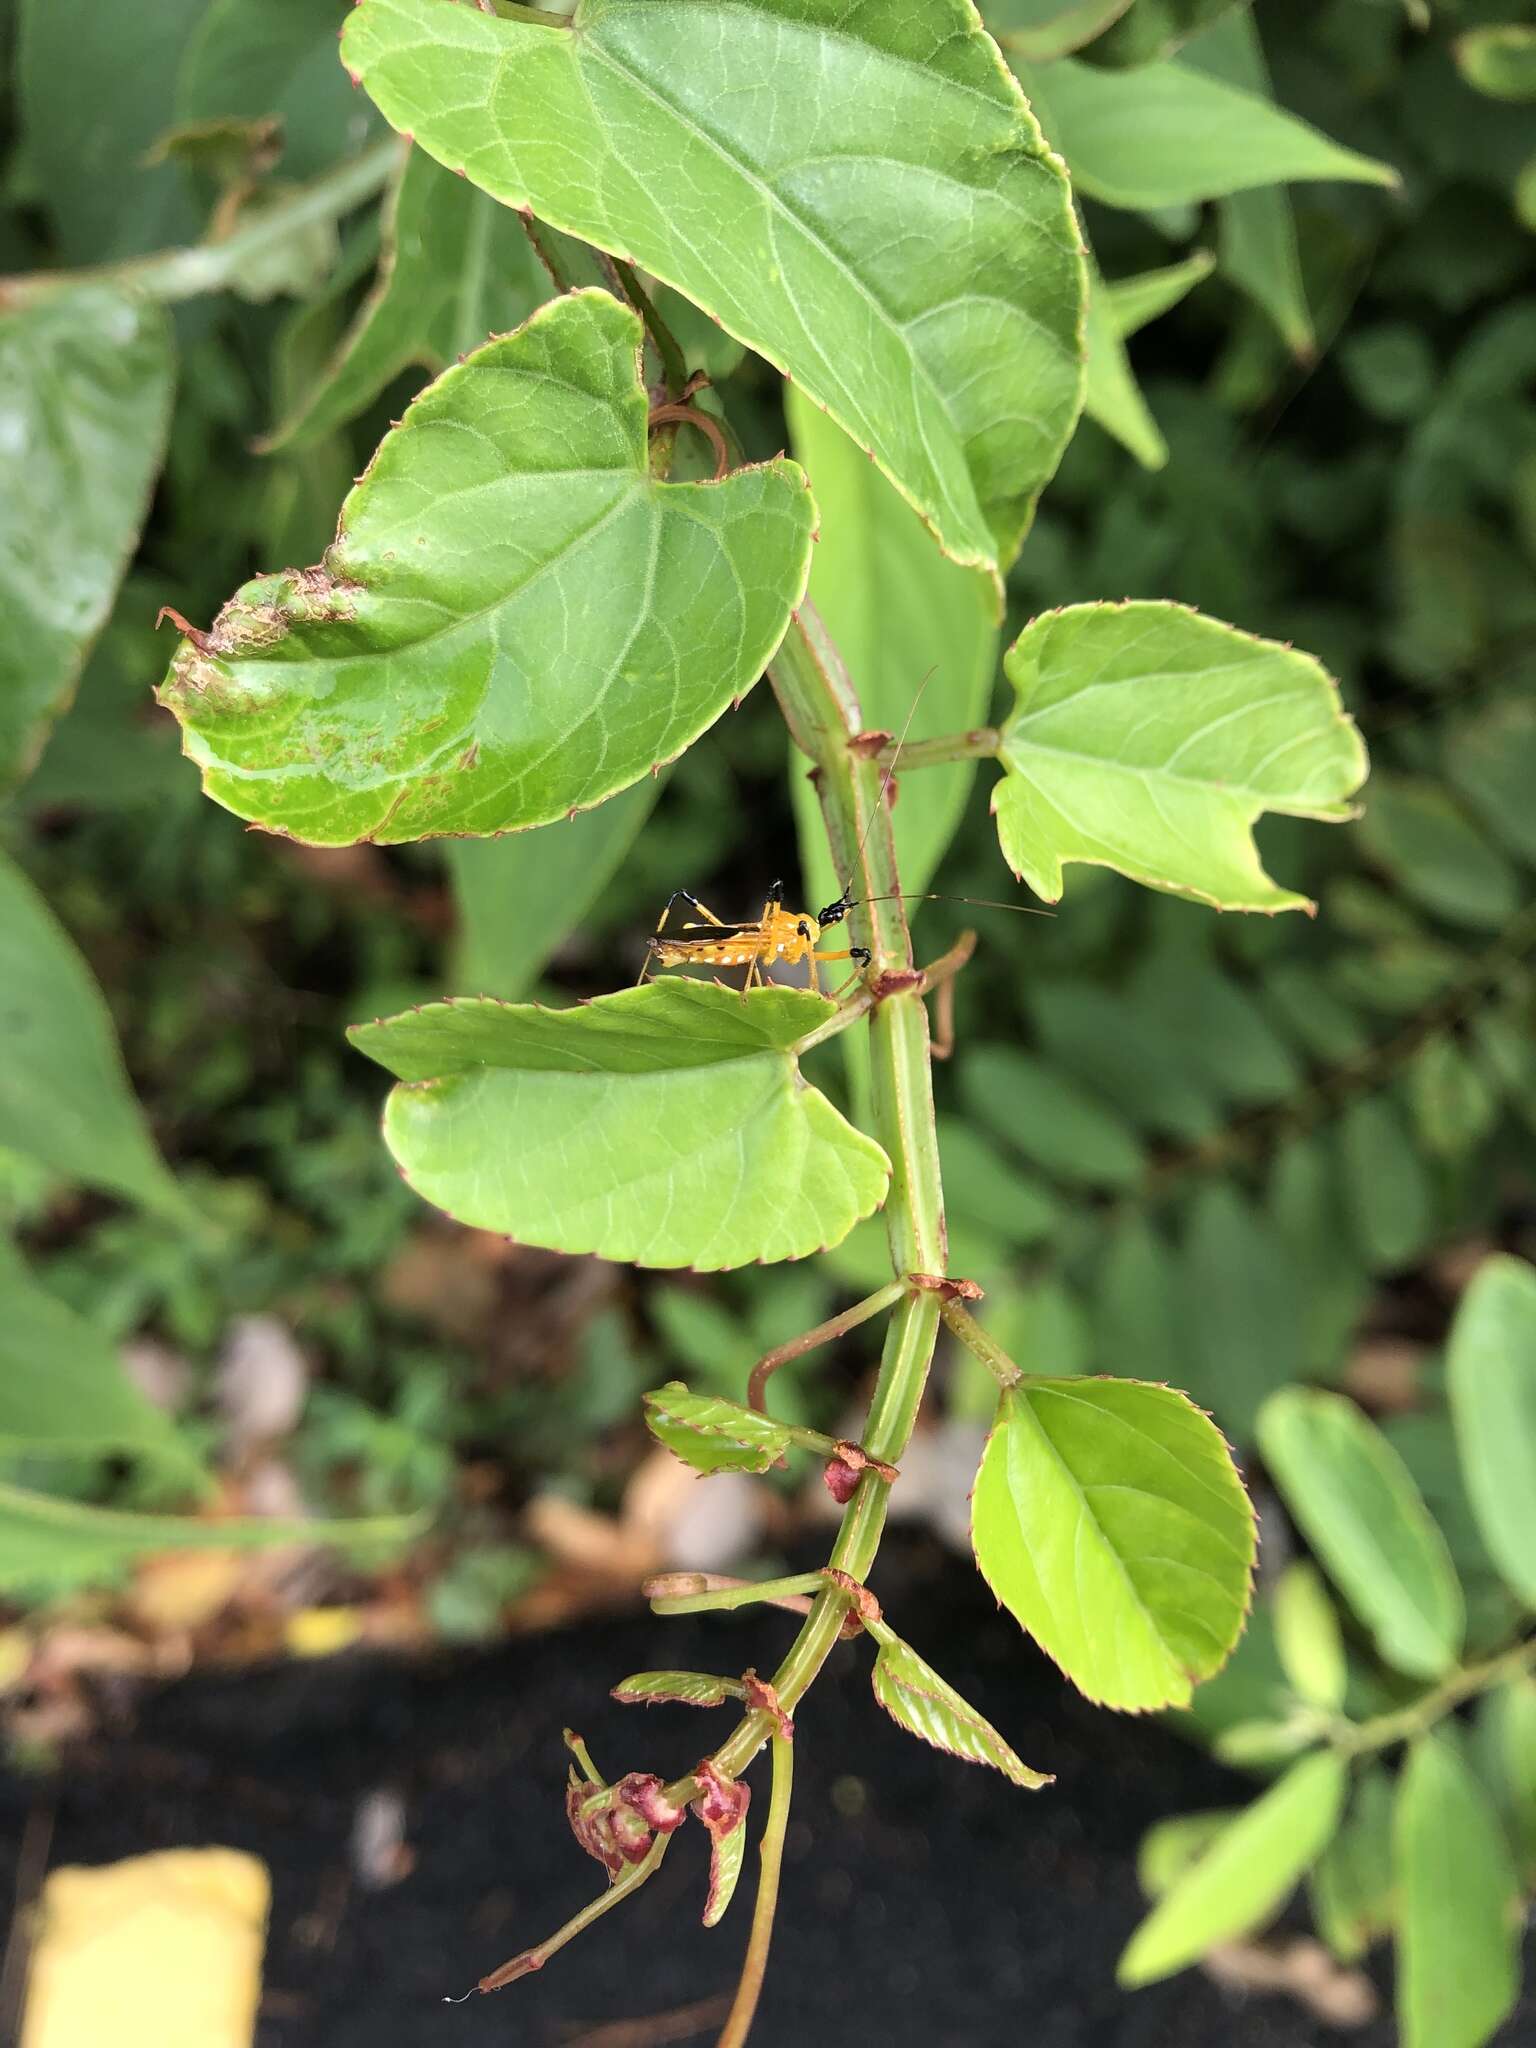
[21,1848,270,2048]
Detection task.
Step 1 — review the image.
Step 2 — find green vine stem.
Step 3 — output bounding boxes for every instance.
[1334,1632,1536,1760]
[874,727,1002,770]
[660,600,951,1802]
[0,137,399,308]
[717,1735,795,2048]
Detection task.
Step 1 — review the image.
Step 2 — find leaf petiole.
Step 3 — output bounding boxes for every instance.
[938,1298,1023,1391]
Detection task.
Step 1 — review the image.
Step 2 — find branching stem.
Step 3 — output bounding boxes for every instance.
[1335,1632,1536,1758]
[875,727,1001,770]
[938,1298,1022,1391]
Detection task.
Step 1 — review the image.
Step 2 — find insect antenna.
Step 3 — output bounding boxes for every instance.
[858,892,1054,918]
[825,665,940,916]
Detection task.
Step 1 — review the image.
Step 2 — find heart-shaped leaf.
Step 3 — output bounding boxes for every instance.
[993,601,1368,911]
[644,1383,813,1476]
[1,285,174,792]
[158,290,813,845]
[870,1631,1052,1787]
[971,1377,1256,1711]
[348,981,890,1270]
[342,0,1086,584]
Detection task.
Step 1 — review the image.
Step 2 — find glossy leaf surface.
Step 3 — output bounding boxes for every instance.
[1118,1752,1345,1985]
[343,0,1087,582]
[971,1378,1255,1711]
[349,982,890,1270]
[1446,1254,1536,1608]
[160,292,813,844]
[1259,1389,1463,1680]
[994,601,1367,910]
[1,286,174,792]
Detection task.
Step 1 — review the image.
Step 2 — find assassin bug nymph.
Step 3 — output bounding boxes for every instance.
[639,880,872,997]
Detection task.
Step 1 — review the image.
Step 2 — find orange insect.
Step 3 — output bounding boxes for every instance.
[639,880,871,996]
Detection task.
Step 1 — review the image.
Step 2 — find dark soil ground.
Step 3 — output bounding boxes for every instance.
[4,1535,1534,2048]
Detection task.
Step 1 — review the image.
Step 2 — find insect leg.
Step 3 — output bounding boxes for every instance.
[655,888,729,937]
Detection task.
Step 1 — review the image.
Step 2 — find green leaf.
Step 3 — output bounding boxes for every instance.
[1084,0,1246,68]
[1178,1181,1304,1441]
[1117,1751,1346,1985]
[1407,1035,1498,1161]
[1019,53,1397,210]
[1455,26,1536,104]
[612,1670,743,1709]
[1446,696,1536,864]
[644,1383,805,1476]
[0,1478,414,1600]
[983,0,1133,63]
[1129,954,1299,1108]
[959,1045,1144,1190]
[1092,1214,1182,1386]
[1310,1766,1395,1964]
[1273,1561,1346,1711]
[1258,1388,1464,1680]
[446,779,658,1001]
[702,1801,748,1928]
[1083,255,1172,470]
[1384,1414,1524,1659]
[0,1240,198,1477]
[1265,1133,1371,1379]
[159,292,812,844]
[264,145,552,451]
[1356,778,1521,933]
[1395,1736,1522,2048]
[1137,1810,1236,1898]
[0,851,184,1218]
[348,981,890,1270]
[971,1378,1255,1711]
[937,1117,1060,1251]
[785,389,997,900]
[1446,1254,1536,1609]
[993,601,1367,911]
[342,0,1087,584]
[869,1631,1052,1786]
[1180,10,1312,354]
[1028,980,1219,1141]
[0,286,175,793]
[1102,250,1215,337]
[174,0,378,182]
[1472,1678,1536,1885]
[1335,1094,1434,1273]
[1212,1717,1316,1767]
[18,0,204,263]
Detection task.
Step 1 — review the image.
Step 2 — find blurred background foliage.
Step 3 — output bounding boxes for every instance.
[0,0,1533,1750]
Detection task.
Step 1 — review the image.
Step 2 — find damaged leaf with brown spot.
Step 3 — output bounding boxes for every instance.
[157,289,814,846]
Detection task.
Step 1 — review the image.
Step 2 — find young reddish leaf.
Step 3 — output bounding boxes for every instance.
[870,1635,1052,1788]
[692,1759,752,1929]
